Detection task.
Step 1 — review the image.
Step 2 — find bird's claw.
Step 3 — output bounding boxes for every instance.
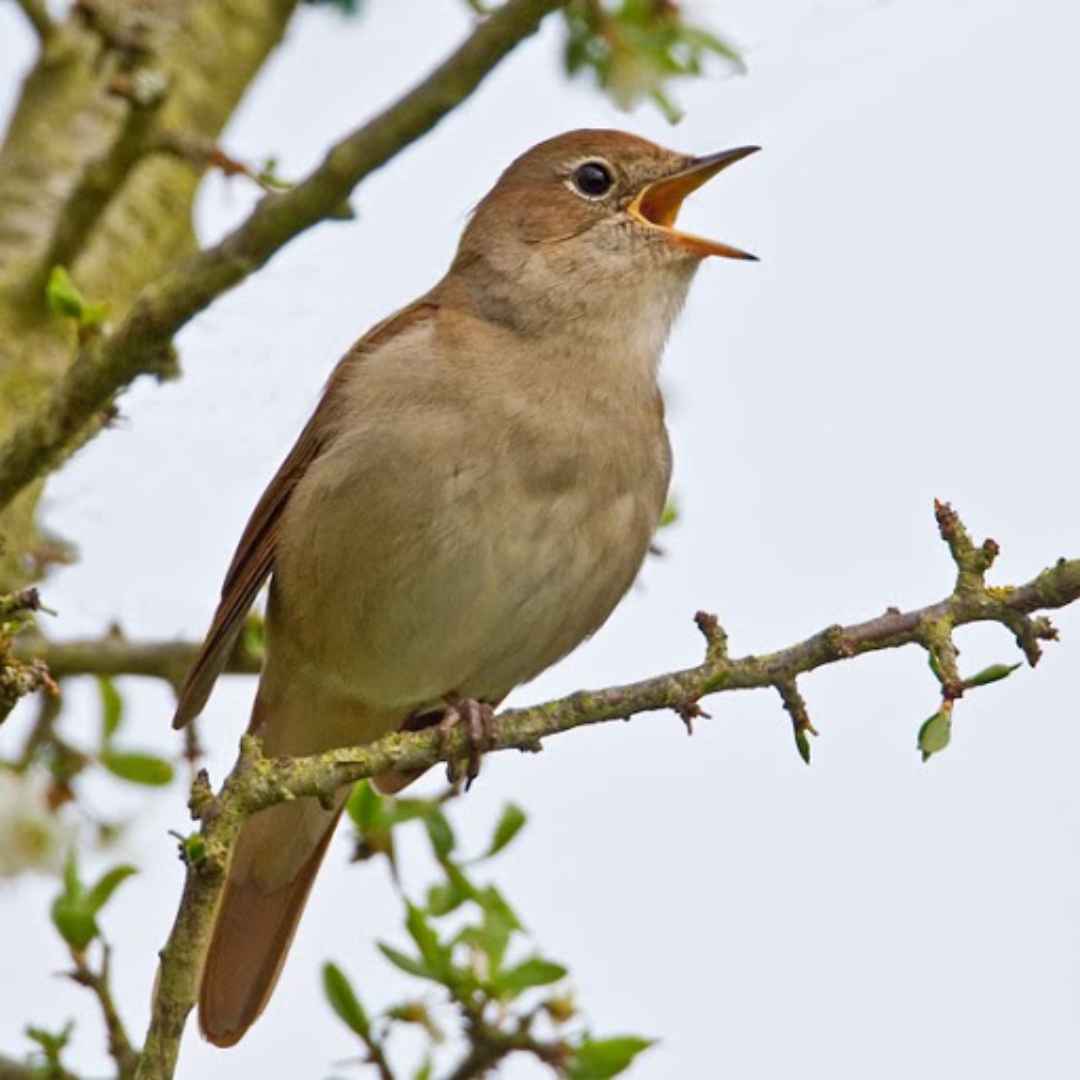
[439,696,496,790]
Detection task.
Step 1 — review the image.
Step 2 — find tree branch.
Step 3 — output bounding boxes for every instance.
[12,629,263,686]
[134,504,1079,1079]
[0,0,568,513]
[68,943,139,1080]
[13,0,53,43]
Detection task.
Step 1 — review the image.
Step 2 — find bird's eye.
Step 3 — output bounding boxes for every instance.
[571,161,614,199]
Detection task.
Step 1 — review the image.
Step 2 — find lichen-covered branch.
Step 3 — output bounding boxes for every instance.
[0,0,568,513]
[134,504,1079,1080]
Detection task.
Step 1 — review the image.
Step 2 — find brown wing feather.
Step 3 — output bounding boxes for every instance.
[171,300,439,730]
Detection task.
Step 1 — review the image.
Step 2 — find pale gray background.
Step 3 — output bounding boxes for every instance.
[2,1,1079,1076]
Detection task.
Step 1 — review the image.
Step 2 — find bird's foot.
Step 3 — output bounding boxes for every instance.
[438,695,496,790]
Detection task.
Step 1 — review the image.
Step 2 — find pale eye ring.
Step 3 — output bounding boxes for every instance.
[571,161,614,199]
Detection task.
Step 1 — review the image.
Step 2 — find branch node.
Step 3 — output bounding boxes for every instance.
[673,700,710,735]
[824,623,855,658]
[693,609,729,663]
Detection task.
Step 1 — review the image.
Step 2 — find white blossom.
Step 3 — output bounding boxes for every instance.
[0,766,75,879]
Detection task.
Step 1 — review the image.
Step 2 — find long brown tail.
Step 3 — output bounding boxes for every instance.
[198,795,344,1047]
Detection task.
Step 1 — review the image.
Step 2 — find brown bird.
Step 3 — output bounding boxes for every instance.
[173,128,758,1047]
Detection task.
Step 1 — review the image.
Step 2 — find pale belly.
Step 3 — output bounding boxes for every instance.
[267,402,668,713]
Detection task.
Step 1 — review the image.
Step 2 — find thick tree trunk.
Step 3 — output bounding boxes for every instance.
[0,0,298,590]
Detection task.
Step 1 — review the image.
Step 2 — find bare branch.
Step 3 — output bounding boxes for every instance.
[68,943,139,1080]
[133,504,1080,1080]
[0,0,569,512]
[12,629,263,686]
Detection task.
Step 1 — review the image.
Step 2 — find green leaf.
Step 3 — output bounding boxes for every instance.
[85,864,137,916]
[917,709,952,762]
[25,1020,74,1066]
[568,1036,655,1079]
[424,809,456,860]
[427,877,468,917]
[182,833,206,866]
[46,266,108,327]
[322,962,370,1039]
[346,781,385,831]
[405,903,450,979]
[50,855,136,950]
[965,662,1022,688]
[658,499,679,529]
[493,956,567,998]
[61,848,80,901]
[97,675,123,743]
[101,750,174,786]
[458,898,517,975]
[476,803,526,861]
[376,942,434,981]
[412,1058,433,1080]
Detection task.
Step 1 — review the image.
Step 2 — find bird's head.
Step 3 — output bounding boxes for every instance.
[447,129,758,341]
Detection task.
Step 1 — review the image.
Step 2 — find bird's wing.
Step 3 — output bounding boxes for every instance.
[171,300,440,729]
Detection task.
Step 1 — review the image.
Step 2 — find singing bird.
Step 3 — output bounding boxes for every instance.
[173,129,758,1046]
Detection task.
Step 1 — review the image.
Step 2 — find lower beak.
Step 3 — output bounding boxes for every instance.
[628,146,760,260]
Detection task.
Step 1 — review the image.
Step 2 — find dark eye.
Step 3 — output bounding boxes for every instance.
[571,161,614,198]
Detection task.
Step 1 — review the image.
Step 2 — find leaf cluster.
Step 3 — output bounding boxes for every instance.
[323,782,654,1077]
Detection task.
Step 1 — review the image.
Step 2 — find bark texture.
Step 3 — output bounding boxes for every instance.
[0,0,298,590]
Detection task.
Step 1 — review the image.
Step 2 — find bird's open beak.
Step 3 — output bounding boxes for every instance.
[628,146,760,260]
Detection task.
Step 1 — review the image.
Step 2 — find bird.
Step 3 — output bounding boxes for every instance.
[172,128,759,1047]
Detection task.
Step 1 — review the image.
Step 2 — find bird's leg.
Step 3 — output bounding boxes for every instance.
[438,694,496,789]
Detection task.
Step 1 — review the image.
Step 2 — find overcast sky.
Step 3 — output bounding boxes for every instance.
[2,1,1079,1077]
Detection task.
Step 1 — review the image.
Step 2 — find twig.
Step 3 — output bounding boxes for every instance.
[0,0,569,513]
[134,504,1079,1080]
[14,0,53,42]
[68,943,139,1080]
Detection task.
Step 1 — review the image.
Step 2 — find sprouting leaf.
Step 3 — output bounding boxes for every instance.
[101,750,174,786]
[97,676,123,743]
[965,662,1021,688]
[50,854,134,951]
[424,810,456,860]
[412,1057,433,1080]
[182,833,206,866]
[917,709,952,762]
[493,957,567,998]
[85,864,137,915]
[376,943,435,981]
[475,803,527,861]
[794,727,811,765]
[322,962,370,1039]
[658,500,679,529]
[405,903,451,980]
[457,897,517,975]
[46,266,108,328]
[25,1020,75,1068]
[427,876,469,917]
[568,1035,656,1079]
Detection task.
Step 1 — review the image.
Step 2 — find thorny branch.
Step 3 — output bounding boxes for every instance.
[129,503,1079,1080]
[0,0,569,512]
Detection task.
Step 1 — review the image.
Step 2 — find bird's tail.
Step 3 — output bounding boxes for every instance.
[197,693,349,1047]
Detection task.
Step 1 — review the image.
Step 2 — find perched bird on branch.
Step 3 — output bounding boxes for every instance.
[172,128,759,1047]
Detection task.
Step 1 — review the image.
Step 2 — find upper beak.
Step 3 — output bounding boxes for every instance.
[628,146,760,261]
